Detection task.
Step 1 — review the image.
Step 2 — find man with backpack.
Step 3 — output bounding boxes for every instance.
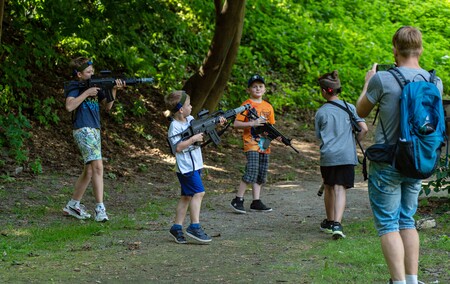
[356,26,444,284]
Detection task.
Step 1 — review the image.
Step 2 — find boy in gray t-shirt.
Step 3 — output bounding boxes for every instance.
[315,70,368,240]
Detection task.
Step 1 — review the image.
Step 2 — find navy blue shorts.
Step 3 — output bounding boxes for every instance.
[176,169,205,197]
[320,164,355,189]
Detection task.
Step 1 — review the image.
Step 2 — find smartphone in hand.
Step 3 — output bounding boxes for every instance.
[376,64,396,72]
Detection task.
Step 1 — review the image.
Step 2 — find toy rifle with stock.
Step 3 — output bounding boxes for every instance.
[167,104,252,155]
[247,108,299,153]
[64,70,154,102]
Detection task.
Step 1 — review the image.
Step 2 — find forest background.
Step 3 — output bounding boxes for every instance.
[1,0,450,185]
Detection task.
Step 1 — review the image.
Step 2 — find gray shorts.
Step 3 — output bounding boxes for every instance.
[73,127,102,164]
[242,151,269,185]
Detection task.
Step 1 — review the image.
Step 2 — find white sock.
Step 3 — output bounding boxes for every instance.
[392,280,406,284]
[406,275,418,284]
[69,199,80,207]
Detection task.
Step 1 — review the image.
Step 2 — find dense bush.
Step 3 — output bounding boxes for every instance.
[0,0,449,188]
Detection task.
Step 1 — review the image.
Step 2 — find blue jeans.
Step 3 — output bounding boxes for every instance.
[368,161,422,236]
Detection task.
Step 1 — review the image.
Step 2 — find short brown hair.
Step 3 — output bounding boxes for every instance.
[164,90,189,115]
[392,26,423,58]
[69,57,92,76]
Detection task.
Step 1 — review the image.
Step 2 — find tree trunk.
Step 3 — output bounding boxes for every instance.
[0,0,4,44]
[183,0,246,116]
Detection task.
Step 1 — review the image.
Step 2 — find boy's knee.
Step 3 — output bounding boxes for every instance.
[90,160,104,173]
[196,191,205,197]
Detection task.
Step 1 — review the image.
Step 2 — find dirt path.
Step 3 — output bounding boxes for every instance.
[1,129,378,283]
[92,177,374,283]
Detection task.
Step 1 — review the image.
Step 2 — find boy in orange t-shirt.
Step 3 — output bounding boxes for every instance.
[230,74,276,213]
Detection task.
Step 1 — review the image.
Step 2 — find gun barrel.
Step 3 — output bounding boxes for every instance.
[123,77,154,85]
[234,104,251,114]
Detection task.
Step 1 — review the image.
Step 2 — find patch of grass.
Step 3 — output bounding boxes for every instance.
[272,218,450,283]
[271,219,388,282]
[0,216,140,263]
[139,199,174,221]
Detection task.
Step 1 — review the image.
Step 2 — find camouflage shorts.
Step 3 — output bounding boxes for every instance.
[73,127,102,164]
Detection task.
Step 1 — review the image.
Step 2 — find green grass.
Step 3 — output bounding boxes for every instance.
[270,218,450,283]
[267,219,385,282]
[1,174,449,283]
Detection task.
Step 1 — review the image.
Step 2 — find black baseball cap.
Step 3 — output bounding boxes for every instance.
[247,74,265,87]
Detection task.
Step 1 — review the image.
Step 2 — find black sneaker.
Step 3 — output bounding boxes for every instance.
[169,227,187,244]
[186,226,212,243]
[320,219,333,234]
[331,222,346,239]
[231,197,246,214]
[250,200,273,212]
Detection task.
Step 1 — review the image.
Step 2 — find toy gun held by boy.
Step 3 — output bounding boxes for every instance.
[64,71,154,102]
[167,104,252,155]
[247,108,300,153]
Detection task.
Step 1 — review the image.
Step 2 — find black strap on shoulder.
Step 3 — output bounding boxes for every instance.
[373,67,406,134]
[388,67,408,89]
[428,69,437,84]
[326,100,351,115]
[325,100,367,179]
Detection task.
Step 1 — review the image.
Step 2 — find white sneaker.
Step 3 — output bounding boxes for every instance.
[95,207,109,222]
[63,204,91,220]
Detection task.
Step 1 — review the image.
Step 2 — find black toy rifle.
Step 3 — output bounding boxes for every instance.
[64,70,154,102]
[247,108,300,153]
[168,104,252,155]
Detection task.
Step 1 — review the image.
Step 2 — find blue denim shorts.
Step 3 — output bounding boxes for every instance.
[368,161,422,236]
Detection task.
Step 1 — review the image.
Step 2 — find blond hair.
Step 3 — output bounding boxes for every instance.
[392,26,423,58]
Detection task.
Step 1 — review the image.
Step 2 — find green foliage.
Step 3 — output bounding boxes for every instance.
[29,157,43,175]
[0,111,32,164]
[1,0,449,191]
[230,0,450,112]
[130,97,148,117]
[422,157,450,196]
[110,102,126,123]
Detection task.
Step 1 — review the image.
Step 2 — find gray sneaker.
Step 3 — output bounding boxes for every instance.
[186,226,212,243]
[169,227,187,244]
[94,207,109,222]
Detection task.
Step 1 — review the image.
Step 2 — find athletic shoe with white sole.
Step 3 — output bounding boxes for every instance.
[186,226,212,243]
[320,219,333,234]
[332,222,346,239]
[63,204,91,220]
[250,199,273,212]
[94,207,109,222]
[230,197,246,214]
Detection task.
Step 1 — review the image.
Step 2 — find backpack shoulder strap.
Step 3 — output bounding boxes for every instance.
[428,69,437,84]
[388,67,408,88]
